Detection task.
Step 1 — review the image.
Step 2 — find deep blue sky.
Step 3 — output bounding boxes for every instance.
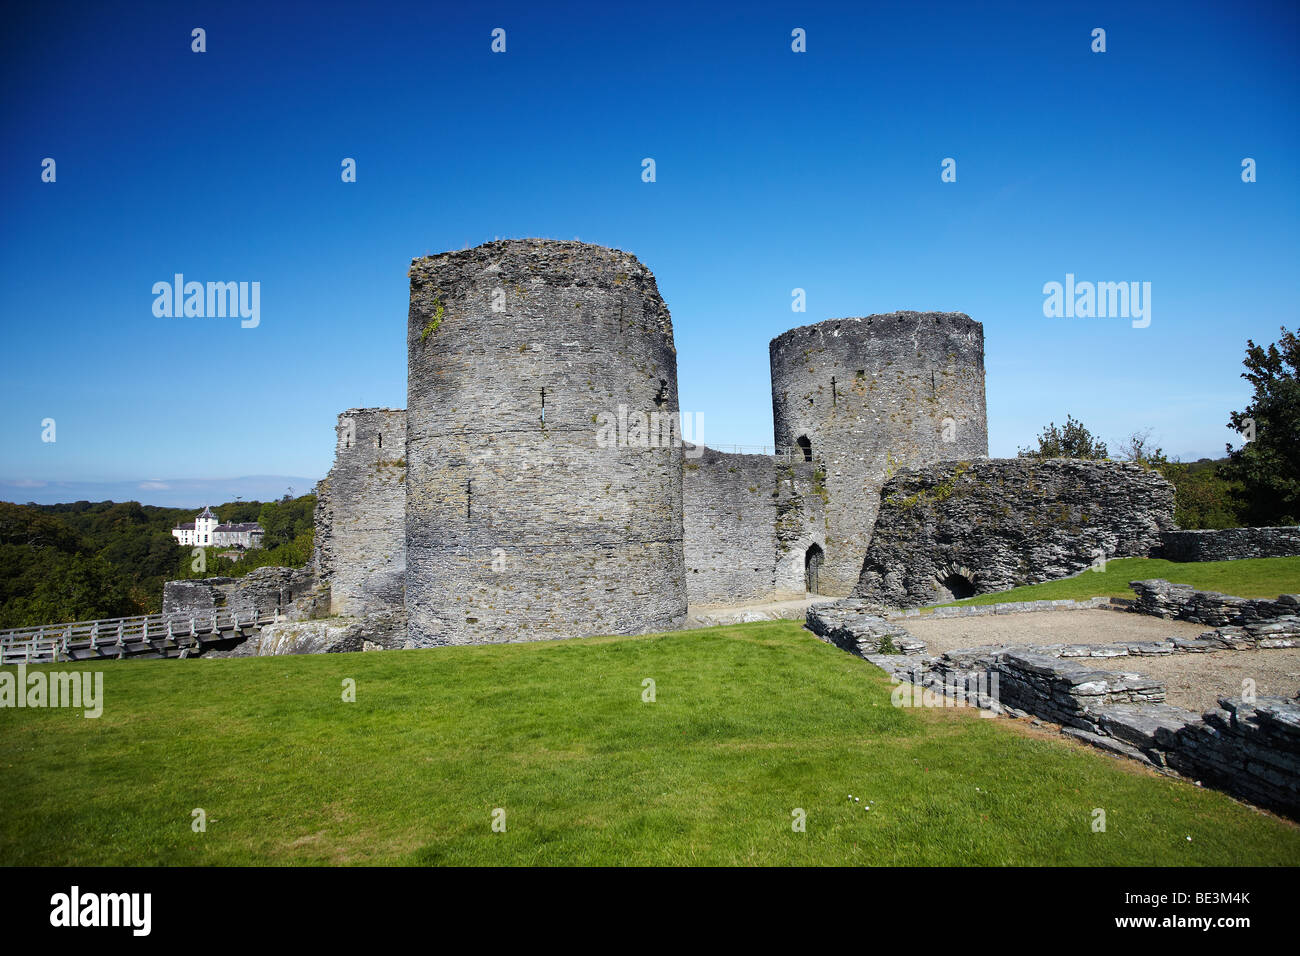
[2,0,1297,506]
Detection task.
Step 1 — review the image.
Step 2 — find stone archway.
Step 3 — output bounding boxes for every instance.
[932,562,977,601]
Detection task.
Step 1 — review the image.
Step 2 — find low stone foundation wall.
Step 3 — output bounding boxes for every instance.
[1160,526,1300,562]
[810,600,1300,817]
[1167,699,1300,816]
[889,596,1118,620]
[805,600,926,656]
[1129,579,1300,627]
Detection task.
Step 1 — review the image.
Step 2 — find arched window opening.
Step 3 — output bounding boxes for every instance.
[796,435,812,462]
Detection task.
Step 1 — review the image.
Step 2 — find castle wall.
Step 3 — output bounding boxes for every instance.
[162,566,317,620]
[313,408,407,616]
[770,312,989,596]
[682,448,824,604]
[854,458,1176,608]
[405,239,687,645]
[1159,526,1300,563]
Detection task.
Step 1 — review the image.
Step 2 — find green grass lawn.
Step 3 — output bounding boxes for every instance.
[1,620,1296,866]
[932,556,1300,609]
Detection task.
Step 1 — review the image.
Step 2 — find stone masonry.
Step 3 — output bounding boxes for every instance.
[162,566,321,622]
[1129,579,1300,629]
[405,239,687,645]
[683,446,825,604]
[770,313,988,596]
[807,599,1300,817]
[1159,526,1300,562]
[854,458,1175,607]
[313,407,406,616]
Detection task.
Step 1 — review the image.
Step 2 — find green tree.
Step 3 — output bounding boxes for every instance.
[1155,458,1244,530]
[1116,429,1169,470]
[1224,326,1300,525]
[5,553,134,626]
[1018,415,1109,460]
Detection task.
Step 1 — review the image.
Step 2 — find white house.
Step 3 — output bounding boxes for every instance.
[172,506,265,549]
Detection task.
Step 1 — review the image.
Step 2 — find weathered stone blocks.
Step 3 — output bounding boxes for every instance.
[805,599,927,656]
[683,446,824,604]
[314,408,407,617]
[854,458,1175,607]
[770,312,989,596]
[1159,526,1300,562]
[1129,579,1300,628]
[162,566,315,621]
[405,239,687,645]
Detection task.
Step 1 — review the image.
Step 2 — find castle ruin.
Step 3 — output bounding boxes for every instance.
[302,238,1168,646]
[404,240,687,645]
[770,313,989,594]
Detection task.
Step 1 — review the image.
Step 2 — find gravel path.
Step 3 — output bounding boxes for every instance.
[1087,649,1300,715]
[902,609,1208,657]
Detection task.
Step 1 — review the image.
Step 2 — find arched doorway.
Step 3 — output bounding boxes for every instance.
[940,572,976,600]
[805,544,824,594]
[796,435,812,462]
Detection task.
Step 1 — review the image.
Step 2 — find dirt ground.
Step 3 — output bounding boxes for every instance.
[900,608,1300,714]
[903,608,1209,657]
[1087,648,1300,715]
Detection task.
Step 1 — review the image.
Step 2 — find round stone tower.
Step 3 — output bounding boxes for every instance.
[406,239,686,645]
[770,311,988,596]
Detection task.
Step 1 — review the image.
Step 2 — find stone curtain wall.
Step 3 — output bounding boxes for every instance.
[405,239,687,645]
[162,578,234,616]
[769,313,988,597]
[1159,526,1300,562]
[682,447,824,604]
[313,408,407,616]
[854,458,1175,607]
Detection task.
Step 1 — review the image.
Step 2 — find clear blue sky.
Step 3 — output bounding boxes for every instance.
[2,0,1296,506]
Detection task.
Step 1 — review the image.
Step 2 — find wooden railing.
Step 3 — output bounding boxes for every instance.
[0,609,277,664]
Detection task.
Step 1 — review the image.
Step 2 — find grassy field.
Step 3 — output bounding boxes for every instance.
[1,620,1296,866]
[933,556,1300,608]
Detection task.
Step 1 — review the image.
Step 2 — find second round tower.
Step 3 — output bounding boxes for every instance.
[770,311,988,595]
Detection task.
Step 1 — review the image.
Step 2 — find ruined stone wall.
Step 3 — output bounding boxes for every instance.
[1159,526,1300,562]
[682,447,824,604]
[1129,579,1300,626]
[854,458,1175,607]
[405,239,687,645]
[314,408,407,616]
[162,578,235,617]
[770,313,988,596]
[812,601,1300,817]
[162,566,316,620]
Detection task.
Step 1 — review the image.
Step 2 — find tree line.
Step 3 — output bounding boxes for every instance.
[0,495,315,628]
[1018,327,1298,529]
